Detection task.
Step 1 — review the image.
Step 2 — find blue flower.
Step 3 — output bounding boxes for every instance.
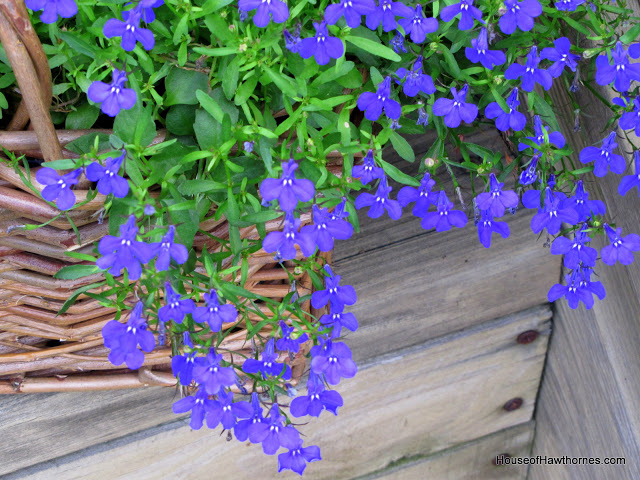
[325,0,376,28]
[555,0,584,10]
[619,151,640,197]
[144,204,156,215]
[283,28,301,54]
[519,155,540,185]
[357,76,402,121]
[311,265,357,312]
[147,225,189,272]
[301,204,354,252]
[432,84,478,128]
[564,180,606,221]
[351,149,385,185]
[475,173,519,217]
[87,69,136,117]
[390,31,407,54]
[355,176,403,220]
[134,0,164,23]
[465,28,506,70]
[499,0,542,35]
[548,267,605,310]
[172,386,215,430]
[601,223,640,266]
[596,42,640,92]
[421,190,468,232]
[440,0,484,31]
[238,0,289,27]
[36,167,82,211]
[540,37,580,78]
[298,21,344,66]
[249,404,301,455]
[310,339,357,385]
[530,188,579,235]
[102,302,155,370]
[262,214,317,260]
[522,184,566,210]
[193,289,238,332]
[158,282,195,325]
[290,372,344,417]
[518,115,565,153]
[192,348,237,395]
[25,0,77,24]
[619,98,640,136]
[550,225,598,269]
[417,106,429,126]
[103,6,155,51]
[172,332,197,386]
[365,0,414,32]
[579,131,625,177]
[394,56,436,97]
[260,159,315,212]
[278,440,322,476]
[397,172,438,217]
[234,393,264,442]
[319,310,359,338]
[96,215,152,281]
[505,46,553,92]
[477,209,510,248]
[205,390,253,431]
[86,150,129,198]
[276,321,309,354]
[243,338,292,380]
[397,4,438,44]
[485,88,526,132]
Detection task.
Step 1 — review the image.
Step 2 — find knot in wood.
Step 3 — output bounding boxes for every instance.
[516,330,539,344]
[503,397,523,412]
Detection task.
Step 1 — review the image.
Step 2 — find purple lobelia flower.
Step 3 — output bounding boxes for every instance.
[86,150,129,198]
[25,0,77,24]
[417,105,429,126]
[158,282,195,325]
[522,183,566,210]
[260,159,315,212]
[485,88,526,132]
[465,28,506,70]
[390,31,407,53]
[298,21,344,66]
[357,76,402,121]
[172,387,215,430]
[249,404,301,455]
[477,209,510,248]
[355,176,403,220]
[276,321,309,354]
[421,190,468,232]
[397,172,438,217]
[133,0,164,23]
[619,98,640,137]
[278,440,322,476]
[243,338,292,380]
[310,339,357,385]
[505,46,553,92]
[394,56,436,97]
[238,0,289,28]
[311,265,357,312]
[519,154,540,185]
[397,4,439,44]
[103,6,155,51]
[601,223,640,266]
[301,204,354,252]
[564,180,606,221]
[325,0,376,28]
[499,0,542,35]
[234,393,264,442]
[87,69,136,117]
[144,204,156,215]
[440,0,484,30]
[193,348,237,395]
[319,309,359,338]
[36,167,82,211]
[540,37,580,78]
[550,225,597,269]
[365,0,414,32]
[432,84,478,128]
[205,390,253,431]
[619,151,640,197]
[193,289,238,332]
[548,267,605,310]
[555,0,584,10]
[330,197,350,221]
[263,214,316,260]
[172,332,197,386]
[530,188,579,235]
[102,301,156,370]
[146,225,189,272]
[596,42,640,92]
[352,149,385,185]
[579,131,625,177]
[283,28,301,54]
[475,173,519,217]
[518,115,565,153]
[290,372,344,417]
[96,215,152,280]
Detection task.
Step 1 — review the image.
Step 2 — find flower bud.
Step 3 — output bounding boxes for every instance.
[429,42,439,51]
[493,76,503,85]
[425,157,436,168]
[229,24,235,32]
[498,4,507,15]
[238,43,247,52]
[582,48,599,59]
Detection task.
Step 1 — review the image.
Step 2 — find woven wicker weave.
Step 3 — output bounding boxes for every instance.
[0,1,359,393]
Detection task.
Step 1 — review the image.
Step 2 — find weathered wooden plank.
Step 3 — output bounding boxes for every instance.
[4,306,551,480]
[358,422,534,480]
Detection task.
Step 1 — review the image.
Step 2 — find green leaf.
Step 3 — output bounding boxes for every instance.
[165,69,209,106]
[389,131,415,162]
[113,102,156,147]
[345,36,400,61]
[192,46,238,57]
[166,104,197,136]
[240,210,282,223]
[59,32,100,58]
[65,103,99,130]
[178,179,225,195]
[621,23,640,44]
[41,159,78,170]
[378,158,420,186]
[54,265,100,280]
[58,282,105,315]
[262,65,299,97]
[196,89,225,124]
[234,75,258,105]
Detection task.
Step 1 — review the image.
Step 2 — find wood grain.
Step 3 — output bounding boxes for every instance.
[3,306,551,480]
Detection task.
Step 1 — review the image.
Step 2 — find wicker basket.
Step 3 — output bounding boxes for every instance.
[0,1,360,394]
